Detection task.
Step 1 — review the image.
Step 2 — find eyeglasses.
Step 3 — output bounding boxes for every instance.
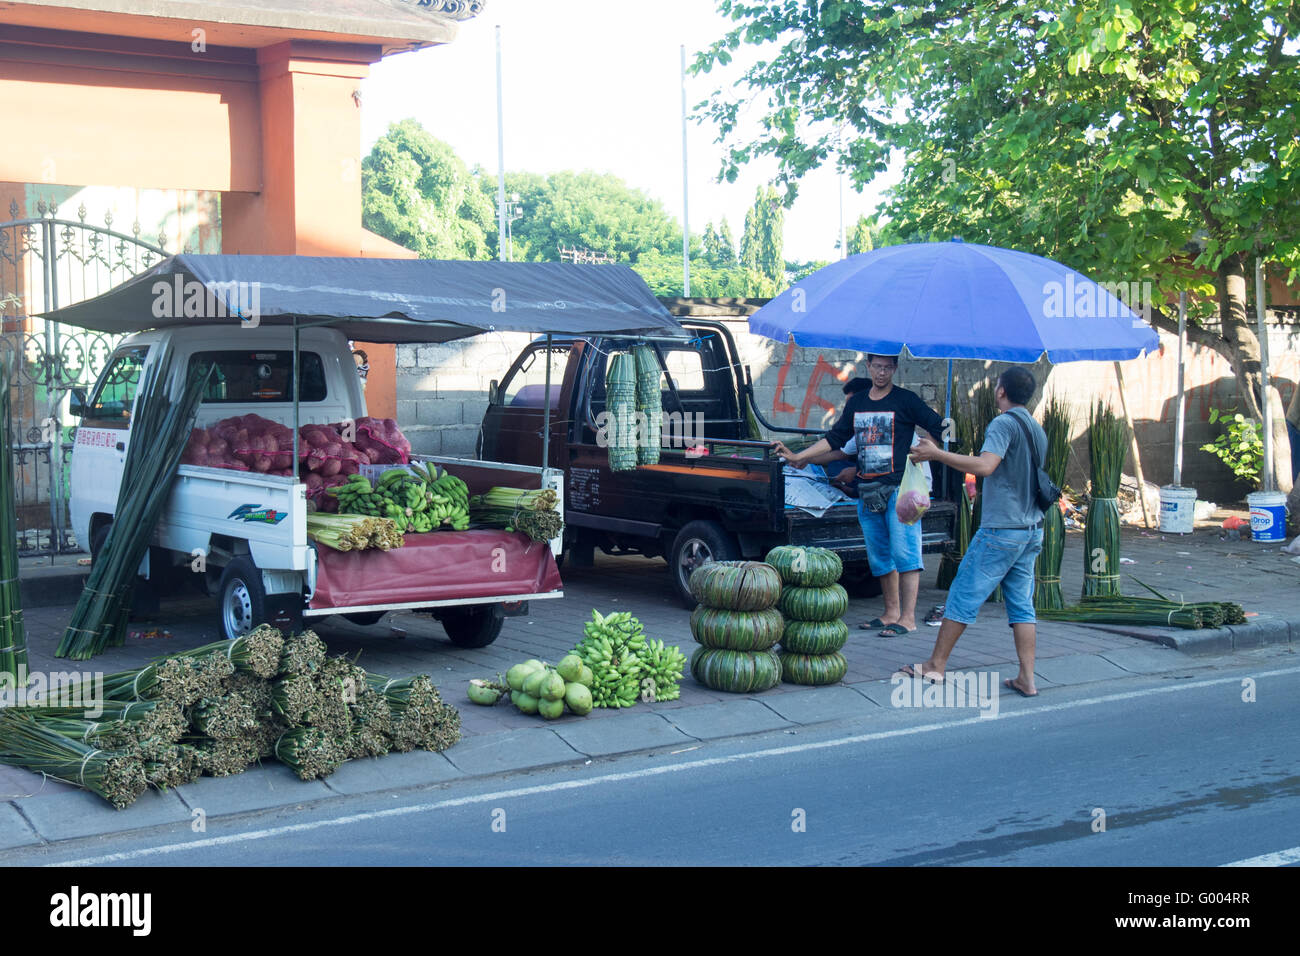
[868,363,896,372]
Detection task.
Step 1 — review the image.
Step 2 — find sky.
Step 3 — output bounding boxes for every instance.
[359,0,901,266]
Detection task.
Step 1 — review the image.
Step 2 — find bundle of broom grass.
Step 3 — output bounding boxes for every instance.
[1040,579,1246,630]
[1083,401,1127,598]
[2,625,461,805]
[56,348,213,659]
[1033,395,1072,610]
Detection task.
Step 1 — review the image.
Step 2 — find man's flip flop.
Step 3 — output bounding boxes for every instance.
[899,663,942,684]
[859,618,888,630]
[1003,678,1039,698]
[878,624,914,637]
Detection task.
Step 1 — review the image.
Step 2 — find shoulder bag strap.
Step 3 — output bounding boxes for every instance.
[1008,407,1043,473]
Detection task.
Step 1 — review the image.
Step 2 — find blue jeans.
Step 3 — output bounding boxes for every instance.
[856,486,923,577]
[944,526,1044,625]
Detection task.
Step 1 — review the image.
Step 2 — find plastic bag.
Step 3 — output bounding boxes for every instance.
[895,458,931,526]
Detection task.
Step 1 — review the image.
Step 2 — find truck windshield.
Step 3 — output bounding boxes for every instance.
[189,350,327,403]
[82,346,150,428]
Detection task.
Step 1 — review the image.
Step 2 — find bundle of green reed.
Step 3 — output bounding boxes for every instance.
[1034,396,1072,610]
[57,349,213,659]
[1083,401,1128,598]
[274,727,346,781]
[0,356,26,682]
[469,486,563,542]
[365,673,461,753]
[0,711,146,809]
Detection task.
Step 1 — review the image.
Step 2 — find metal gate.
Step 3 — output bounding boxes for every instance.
[1,199,169,556]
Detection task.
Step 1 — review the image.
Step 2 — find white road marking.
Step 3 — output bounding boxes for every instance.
[43,663,1300,867]
[1222,846,1300,867]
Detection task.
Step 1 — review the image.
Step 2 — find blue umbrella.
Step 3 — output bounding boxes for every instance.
[750,240,1159,362]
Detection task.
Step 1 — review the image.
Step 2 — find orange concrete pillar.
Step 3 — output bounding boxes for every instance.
[221,41,374,256]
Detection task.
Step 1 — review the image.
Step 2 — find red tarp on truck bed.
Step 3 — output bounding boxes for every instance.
[309,529,562,610]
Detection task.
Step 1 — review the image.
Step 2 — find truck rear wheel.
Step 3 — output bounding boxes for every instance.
[218,557,267,641]
[669,520,739,609]
[439,604,504,648]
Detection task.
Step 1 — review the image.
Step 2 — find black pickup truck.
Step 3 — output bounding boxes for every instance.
[478,320,956,607]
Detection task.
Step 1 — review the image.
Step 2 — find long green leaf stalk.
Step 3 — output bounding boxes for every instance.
[469,486,562,542]
[1034,396,1073,609]
[1083,401,1128,598]
[57,349,213,658]
[3,629,460,805]
[0,356,26,681]
[0,712,146,809]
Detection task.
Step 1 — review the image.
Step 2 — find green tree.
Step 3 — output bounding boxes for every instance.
[847,214,875,255]
[702,220,739,266]
[740,186,785,283]
[697,0,1300,497]
[507,171,680,263]
[361,119,495,260]
[634,251,778,297]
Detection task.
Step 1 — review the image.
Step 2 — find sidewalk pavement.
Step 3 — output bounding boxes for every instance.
[2,525,1296,851]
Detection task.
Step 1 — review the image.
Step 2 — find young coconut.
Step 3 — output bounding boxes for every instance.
[467,679,507,706]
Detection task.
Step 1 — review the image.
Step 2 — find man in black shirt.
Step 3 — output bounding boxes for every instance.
[776,354,944,635]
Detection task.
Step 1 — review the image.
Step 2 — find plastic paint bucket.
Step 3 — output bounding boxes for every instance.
[1159,485,1197,534]
[1246,491,1287,542]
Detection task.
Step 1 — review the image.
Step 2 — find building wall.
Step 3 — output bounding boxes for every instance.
[395,319,1300,503]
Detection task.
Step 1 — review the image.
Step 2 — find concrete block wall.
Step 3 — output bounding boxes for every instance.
[393,317,1298,504]
[395,332,532,457]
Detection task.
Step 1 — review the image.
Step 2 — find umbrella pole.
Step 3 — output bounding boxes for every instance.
[943,360,953,450]
[1113,360,1152,528]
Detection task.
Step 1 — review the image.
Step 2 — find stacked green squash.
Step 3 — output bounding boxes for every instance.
[688,561,783,693]
[767,547,849,686]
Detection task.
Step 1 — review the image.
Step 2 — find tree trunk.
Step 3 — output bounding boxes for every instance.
[1216,254,1293,496]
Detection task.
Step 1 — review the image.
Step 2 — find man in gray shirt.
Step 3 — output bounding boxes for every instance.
[901,366,1047,697]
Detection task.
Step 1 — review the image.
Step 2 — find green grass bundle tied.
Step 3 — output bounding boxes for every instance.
[366,674,461,753]
[0,711,146,809]
[0,357,26,682]
[57,349,213,659]
[1083,401,1128,598]
[274,727,346,781]
[1034,396,1073,610]
[279,630,328,677]
[469,486,563,542]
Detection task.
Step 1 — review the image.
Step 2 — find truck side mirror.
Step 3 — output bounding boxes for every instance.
[68,387,88,417]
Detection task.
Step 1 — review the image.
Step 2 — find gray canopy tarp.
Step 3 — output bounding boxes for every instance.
[39,254,685,343]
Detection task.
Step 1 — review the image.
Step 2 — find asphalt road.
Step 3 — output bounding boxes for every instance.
[10,651,1298,870]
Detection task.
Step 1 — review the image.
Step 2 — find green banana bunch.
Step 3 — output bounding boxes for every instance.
[640,638,686,702]
[571,609,651,708]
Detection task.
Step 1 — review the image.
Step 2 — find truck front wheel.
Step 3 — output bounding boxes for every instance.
[669,520,739,609]
[218,557,267,641]
[439,604,504,648]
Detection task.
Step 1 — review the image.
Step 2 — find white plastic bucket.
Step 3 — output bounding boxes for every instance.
[1159,485,1197,534]
[1247,491,1287,542]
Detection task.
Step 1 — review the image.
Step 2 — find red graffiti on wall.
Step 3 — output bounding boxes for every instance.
[772,341,798,415]
[773,346,853,428]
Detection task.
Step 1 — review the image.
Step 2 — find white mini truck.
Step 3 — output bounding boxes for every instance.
[69,324,562,645]
[55,255,685,646]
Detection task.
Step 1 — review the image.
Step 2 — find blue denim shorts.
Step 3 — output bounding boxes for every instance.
[856,486,924,576]
[944,526,1044,625]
